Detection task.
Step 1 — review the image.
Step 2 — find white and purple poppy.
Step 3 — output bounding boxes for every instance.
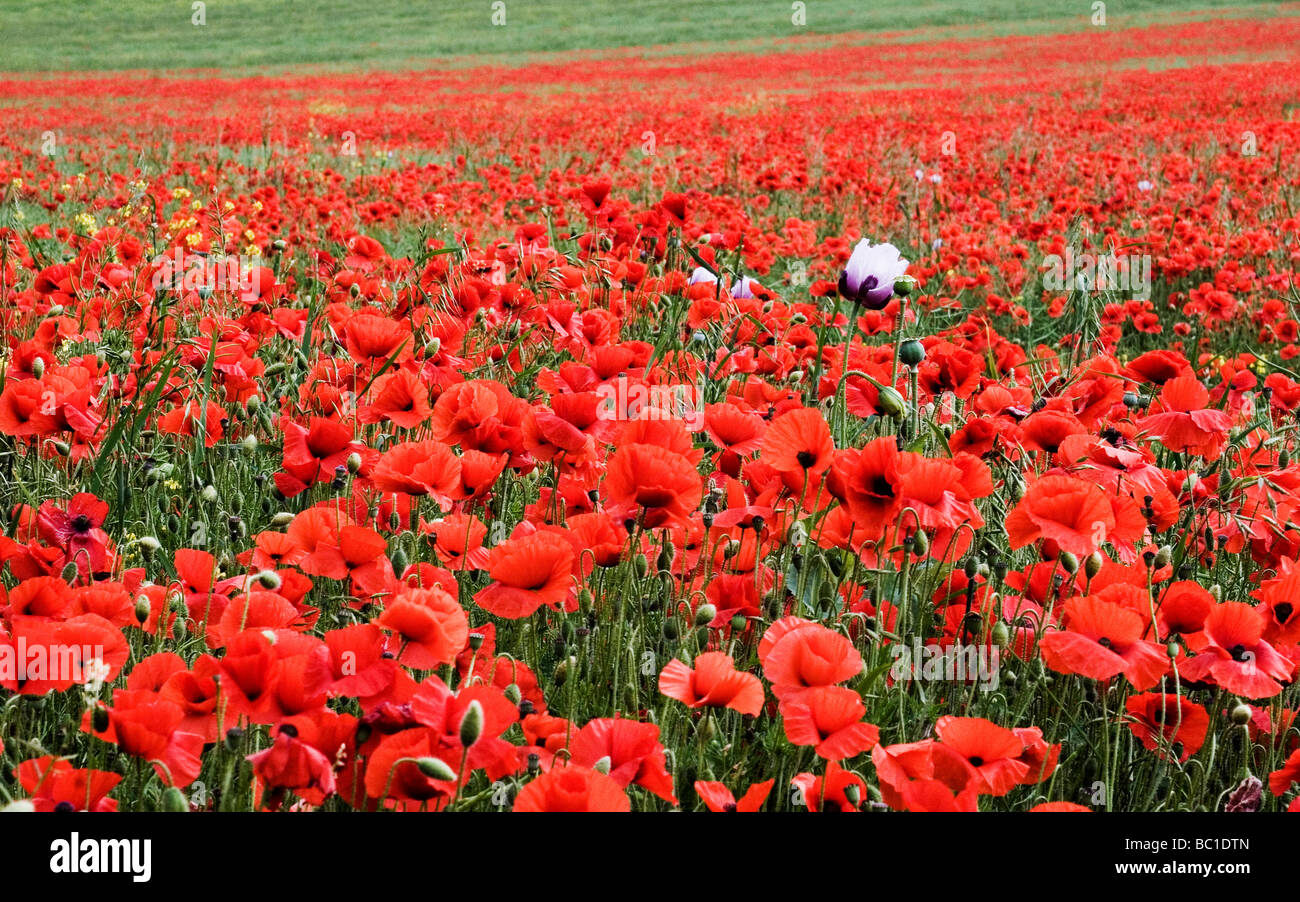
[838,238,909,309]
[689,266,718,285]
[732,276,759,299]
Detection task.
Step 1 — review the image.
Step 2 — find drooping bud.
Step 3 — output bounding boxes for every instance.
[161,787,189,812]
[417,757,457,781]
[694,604,717,627]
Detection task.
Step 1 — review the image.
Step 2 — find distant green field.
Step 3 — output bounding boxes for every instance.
[0,0,1291,72]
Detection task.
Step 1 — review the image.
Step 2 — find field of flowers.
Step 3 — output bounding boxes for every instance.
[2,8,1300,815]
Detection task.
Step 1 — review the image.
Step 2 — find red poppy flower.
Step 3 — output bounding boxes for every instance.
[790,760,868,812]
[695,779,774,812]
[475,530,575,619]
[779,685,880,760]
[1179,602,1294,699]
[602,443,702,529]
[760,619,864,700]
[15,756,120,812]
[513,766,630,812]
[569,718,677,804]
[1040,596,1169,690]
[373,586,469,669]
[933,715,1028,797]
[1138,375,1232,457]
[658,651,764,716]
[1124,693,1209,761]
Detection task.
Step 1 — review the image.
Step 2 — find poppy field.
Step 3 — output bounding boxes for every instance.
[3,5,1300,816]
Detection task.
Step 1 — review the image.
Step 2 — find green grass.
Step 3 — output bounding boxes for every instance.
[0,0,1291,73]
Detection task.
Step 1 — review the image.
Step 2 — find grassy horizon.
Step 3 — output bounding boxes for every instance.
[0,0,1293,74]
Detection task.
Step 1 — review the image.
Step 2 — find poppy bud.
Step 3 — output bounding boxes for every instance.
[657,544,675,570]
[579,588,594,613]
[349,282,361,298]
[460,701,486,748]
[899,339,925,368]
[272,238,287,253]
[875,385,906,420]
[92,706,109,733]
[225,727,245,752]
[1229,702,1252,726]
[1280,449,1290,469]
[553,657,574,686]
[593,756,612,775]
[390,547,409,575]
[134,596,151,624]
[346,452,363,475]
[1007,476,1025,502]
[1153,545,1172,569]
[633,555,649,578]
[269,511,295,528]
[991,620,1010,648]
[694,604,717,627]
[1209,584,1222,602]
[51,440,71,456]
[503,682,522,704]
[241,434,259,453]
[843,783,861,806]
[1166,641,1180,659]
[162,787,189,812]
[201,484,219,503]
[911,529,929,557]
[256,569,281,590]
[1057,551,1079,575]
[417,757,457,781]
[1085,551,1104,579]
[730,614,747,632]
[60,562,79,584]
[1123,391,1140,409]
[423,337,442,357]
[31,357,45,379]
[663,618,680,640]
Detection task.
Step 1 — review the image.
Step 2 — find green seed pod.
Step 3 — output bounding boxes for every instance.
[899,339,925,368]
[694,603,717,627]
[634,555,649,578]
